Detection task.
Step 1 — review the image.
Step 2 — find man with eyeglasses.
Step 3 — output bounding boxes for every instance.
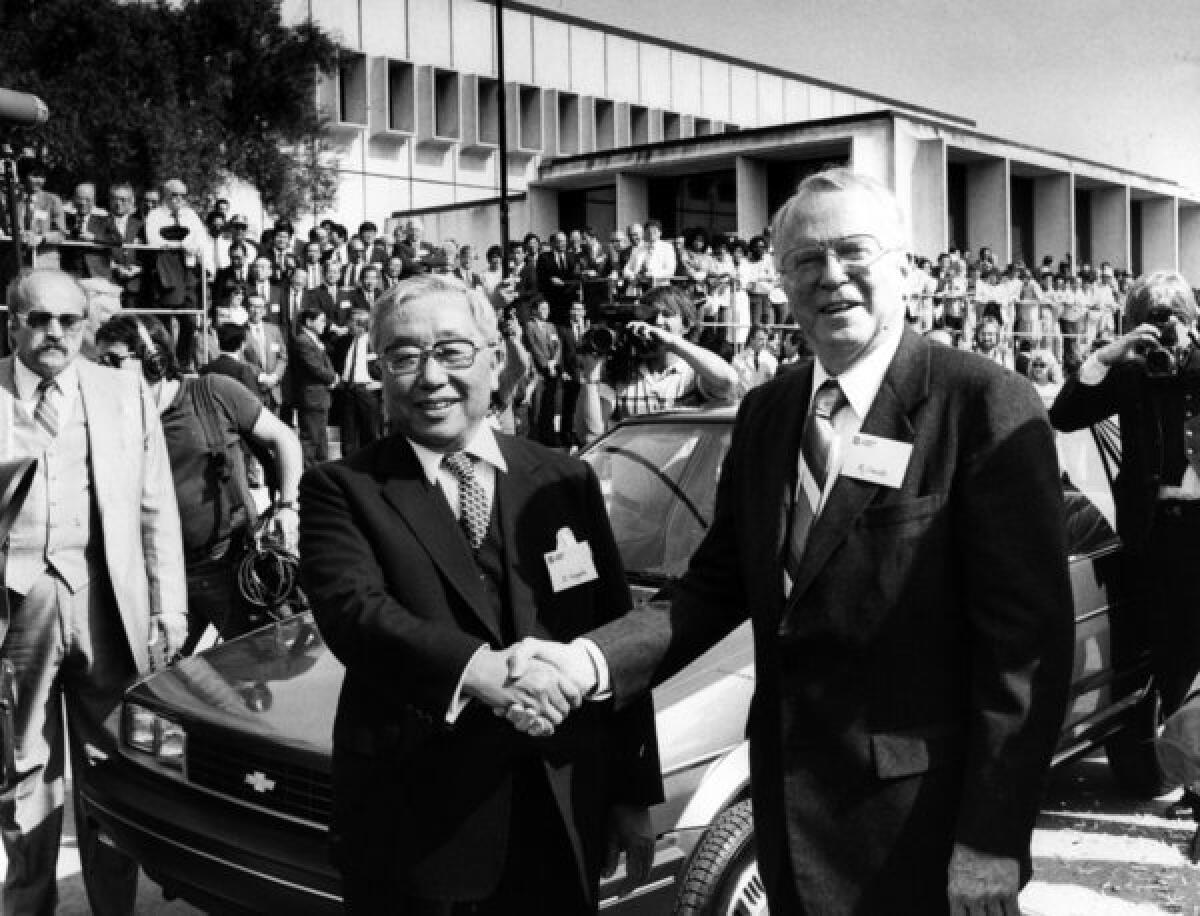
[0,268,186,914]
[298,274,660,914]
[510,168,1073,915]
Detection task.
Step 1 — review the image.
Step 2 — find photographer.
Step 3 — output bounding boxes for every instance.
[609,284,739,419]
[1050,271,1200,816]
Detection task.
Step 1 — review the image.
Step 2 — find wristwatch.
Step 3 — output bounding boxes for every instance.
[275,500,298,511]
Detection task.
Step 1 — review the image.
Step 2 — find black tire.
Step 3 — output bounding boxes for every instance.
[1106,689,1171,799]
[673,799,769,916]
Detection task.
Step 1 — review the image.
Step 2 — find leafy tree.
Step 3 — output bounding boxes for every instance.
[0,0,339,219]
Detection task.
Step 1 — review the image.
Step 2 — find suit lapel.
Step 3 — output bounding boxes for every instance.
[495,437,541,640]
[781,330,930,620]
[379,439,503,643]
[77,362,122,518]
[0,358,16,458]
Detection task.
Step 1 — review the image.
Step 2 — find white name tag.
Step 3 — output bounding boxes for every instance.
[841,433,912,489]
[544,527,598,593]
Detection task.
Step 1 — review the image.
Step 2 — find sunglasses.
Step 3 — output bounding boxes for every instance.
[23,310,85,332]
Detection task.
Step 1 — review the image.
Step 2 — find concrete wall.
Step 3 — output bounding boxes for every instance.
[735,157,769,237]
[907,139,947,258]
[1181,207,1200,282]
[1033,174,1073,270]
[1140,197,1178,274]
[966,160,1009,263]
[1091,186,1130,271]
[615,173,649,232]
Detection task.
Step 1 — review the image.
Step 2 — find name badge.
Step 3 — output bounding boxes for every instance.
[841,433,912,489]
[544,527,598,593]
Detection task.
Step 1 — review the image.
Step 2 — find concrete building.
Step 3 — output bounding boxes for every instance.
[282,0,1200,277]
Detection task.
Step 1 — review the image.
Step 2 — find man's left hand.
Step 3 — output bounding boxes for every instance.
[273,507,299,553]
[947,843,1020,916]
[149,614,188,668]
[604,803,655,892]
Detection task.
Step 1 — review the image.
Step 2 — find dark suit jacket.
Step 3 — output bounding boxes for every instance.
[558,321,587,381]
[299,435,661,901]
[63,211,121,277]
[200,354,261,401]
[212,265,251,297]
[536,250,579,322]
[289,330,337,410]
[591,328,1074,912]
[1049,357,1200,549]
[301,286,339,328]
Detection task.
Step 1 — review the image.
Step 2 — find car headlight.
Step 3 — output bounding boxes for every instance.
[123,703,186,771]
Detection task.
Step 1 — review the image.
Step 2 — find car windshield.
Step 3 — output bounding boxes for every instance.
[581,419,731,582]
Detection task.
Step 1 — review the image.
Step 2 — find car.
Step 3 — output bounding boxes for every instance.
[77,407,1164,915]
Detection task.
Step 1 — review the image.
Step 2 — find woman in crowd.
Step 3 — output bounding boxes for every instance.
[95,314,303,654]
[706,235,735,342]
[728,238,754,346]
[1024,347,1063,408]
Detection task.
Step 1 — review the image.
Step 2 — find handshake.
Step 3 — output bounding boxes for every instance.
[462,638,600,738]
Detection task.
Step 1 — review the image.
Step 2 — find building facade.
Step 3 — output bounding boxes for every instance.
[283,0,1200,277]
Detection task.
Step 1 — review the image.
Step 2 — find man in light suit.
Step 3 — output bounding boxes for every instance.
[299,275,660,914]
[243,293,288,412]
[0,269,187,915]
[514,169,1074,914]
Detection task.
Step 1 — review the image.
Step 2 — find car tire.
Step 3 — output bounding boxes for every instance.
[673,799,769,916]
[1106,689,1171,799]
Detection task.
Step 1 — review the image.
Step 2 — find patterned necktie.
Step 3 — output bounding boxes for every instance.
[784,379,847,585]
[34,377,61,440]
[443,451,489,550]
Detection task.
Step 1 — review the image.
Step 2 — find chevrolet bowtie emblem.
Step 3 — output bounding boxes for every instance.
[244,771,276,793]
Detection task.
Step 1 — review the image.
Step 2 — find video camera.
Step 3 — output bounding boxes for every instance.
[1140,306,1195,378]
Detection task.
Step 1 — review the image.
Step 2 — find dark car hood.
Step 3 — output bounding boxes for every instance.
[129,600,755,773]
[128,615,343,758]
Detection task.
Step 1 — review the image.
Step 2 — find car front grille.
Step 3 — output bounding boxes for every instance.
[187,733,333,826]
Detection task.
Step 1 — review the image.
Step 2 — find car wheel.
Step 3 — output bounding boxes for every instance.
[673,799,768,916]
[1106,688,1171,799]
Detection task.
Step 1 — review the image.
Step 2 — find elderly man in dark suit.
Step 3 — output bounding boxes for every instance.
[62,182,121,278]
[298,274,660,914]
[512,168,1074,915]
[536,230,580,324]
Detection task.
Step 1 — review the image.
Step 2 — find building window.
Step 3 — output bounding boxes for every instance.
[386,60,416,134]
[557,91,581,155]
[630,104,649,145]
[337,52,368,126]
[664,111,681,141]
[595,99,615,150]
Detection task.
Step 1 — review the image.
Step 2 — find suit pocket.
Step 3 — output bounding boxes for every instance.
[871,724,961,779]
[861,493,946,535]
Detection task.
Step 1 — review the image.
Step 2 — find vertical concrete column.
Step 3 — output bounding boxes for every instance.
[849,132,890,186]
[1140,197,1178,273]
[905,139,946,259]
[1180,205,1200,282]
[1033,174,1072,270]
[1091,186,1130,271]
[527,186,559,236]
[966,160,1009,262]
[735,156,769,237]
[615,172,649,232]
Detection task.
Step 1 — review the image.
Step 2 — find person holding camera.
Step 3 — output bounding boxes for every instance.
[1050,270,1200,816]
[610,285,738,419]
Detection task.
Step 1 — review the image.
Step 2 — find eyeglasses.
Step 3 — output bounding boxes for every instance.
[779,234,898,284]
[23,310,85,332]
[381,339,487,376]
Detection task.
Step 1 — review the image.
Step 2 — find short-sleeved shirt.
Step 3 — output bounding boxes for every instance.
[614,362,699,419]
[160,374,263,554]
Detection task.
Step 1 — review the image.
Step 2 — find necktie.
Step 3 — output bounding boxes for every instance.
[784,379,846,583]
[34,377,61,440]
[443,452,489,550]
[342,337,359,383]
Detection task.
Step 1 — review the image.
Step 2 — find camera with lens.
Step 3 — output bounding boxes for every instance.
[1140,306,1192,378]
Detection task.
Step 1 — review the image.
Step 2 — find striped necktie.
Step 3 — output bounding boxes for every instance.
[34,377,61,440]
[784,379,846,585]
[443,451,489,550]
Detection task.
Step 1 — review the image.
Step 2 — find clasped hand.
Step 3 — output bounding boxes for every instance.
[465,639,596,738]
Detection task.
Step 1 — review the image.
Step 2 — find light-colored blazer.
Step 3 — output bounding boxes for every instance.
[0,357,187,672]
[244,321,289,406]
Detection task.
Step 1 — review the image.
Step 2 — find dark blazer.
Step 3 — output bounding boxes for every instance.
[591,328,1074,912]
[536,249,579,322]
[558,320,587,380]
[299,435,661,902]
[1049,358,1200,549]
[63,212,121,277]
[301,285,339,328]
[212,264,251,297]
[289,330,337,410]
[199,354,261,401]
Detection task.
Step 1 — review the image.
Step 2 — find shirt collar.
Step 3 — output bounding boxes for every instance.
[406,423,508,486]
[14,355,78,402]
[813,327,903,420]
